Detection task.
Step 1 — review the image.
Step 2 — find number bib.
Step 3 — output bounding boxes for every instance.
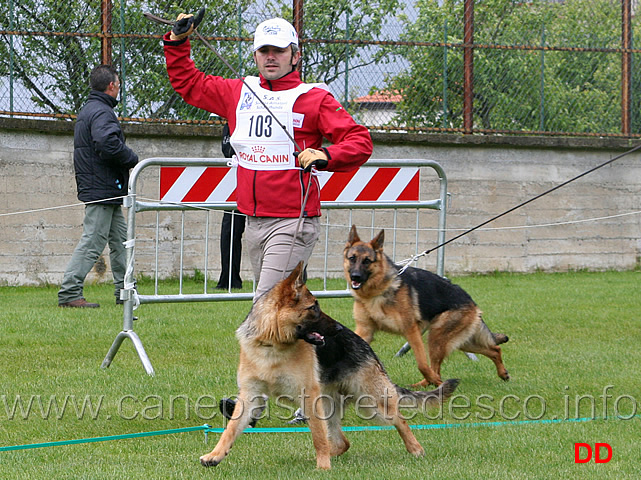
[230,77,324,171]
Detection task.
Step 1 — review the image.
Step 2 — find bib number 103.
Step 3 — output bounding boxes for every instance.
[247,115,273,138]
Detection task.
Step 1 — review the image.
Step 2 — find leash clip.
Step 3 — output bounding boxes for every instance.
[226,155,239,168]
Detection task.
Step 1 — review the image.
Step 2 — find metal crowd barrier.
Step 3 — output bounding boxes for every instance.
[101,158,448,375]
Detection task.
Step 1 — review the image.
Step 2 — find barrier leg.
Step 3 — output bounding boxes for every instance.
[394,327,479,362]
[101,283,155,375]
[101,330,155,376]
[395,341,413,357]
[395,324,428,357]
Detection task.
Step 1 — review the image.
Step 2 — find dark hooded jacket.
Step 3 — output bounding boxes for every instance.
[73,90,138,204]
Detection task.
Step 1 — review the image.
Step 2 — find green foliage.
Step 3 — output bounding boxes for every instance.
[2,0,640,134]
[385,0,632,133]
[0,0,252,119]
[118,0,253,120]
[294,0,401,85]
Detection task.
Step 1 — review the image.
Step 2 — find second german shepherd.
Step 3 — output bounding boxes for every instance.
[296,310,460,457]
[344,225,510,387]
[199,262,332,470]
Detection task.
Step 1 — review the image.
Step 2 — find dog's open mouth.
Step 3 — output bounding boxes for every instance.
[305,332,325,346]
[351,280,362,290]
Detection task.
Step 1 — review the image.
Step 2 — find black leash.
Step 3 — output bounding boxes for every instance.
[144,11,303,152]
[421,142,641,258]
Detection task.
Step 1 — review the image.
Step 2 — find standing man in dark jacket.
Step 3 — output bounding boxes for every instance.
[58,65,139,308]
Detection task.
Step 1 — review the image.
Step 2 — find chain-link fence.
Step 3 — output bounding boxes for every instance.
[2,0,641,137]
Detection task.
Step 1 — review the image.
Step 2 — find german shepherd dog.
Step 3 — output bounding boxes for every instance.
[199,262,332,470]
[296,310,460,457]
[344,225,510,387]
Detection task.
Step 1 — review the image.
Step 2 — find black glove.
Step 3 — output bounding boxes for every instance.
[170,8,205,41]
[304,159,328,173]
[294,151,329,173]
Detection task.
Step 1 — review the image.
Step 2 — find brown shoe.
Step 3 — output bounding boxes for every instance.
[59,298,100,308]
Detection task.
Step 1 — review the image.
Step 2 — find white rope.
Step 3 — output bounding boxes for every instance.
[366,209,641,275]
[121,238,140,310]
[0,195,128,217]
[4,191,639,278]
[322,209,641,234]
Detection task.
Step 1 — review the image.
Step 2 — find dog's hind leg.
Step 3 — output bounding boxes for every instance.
[376,390,424,457]
[461,324,510,381]
[323,394,350,457]
[426,319,463,382]
[200,392,264,467]
[406,323,442,387]
[472,344,510,381]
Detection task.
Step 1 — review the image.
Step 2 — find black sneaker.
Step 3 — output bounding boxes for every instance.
[219,398,263,428]
[287,408,308,425]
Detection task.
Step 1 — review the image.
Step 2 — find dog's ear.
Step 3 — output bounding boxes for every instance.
[291,261,306,290]
[347,224,360,246]
[371,229,385,250]
[281,261,306,302]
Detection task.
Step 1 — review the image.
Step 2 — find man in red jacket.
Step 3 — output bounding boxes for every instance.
[164,12,372,299]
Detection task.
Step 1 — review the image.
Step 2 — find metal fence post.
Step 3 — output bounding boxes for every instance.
[119,0,127,116]
[442,18,449,128]
[463,0,474,134]
[293,0,304,71]
[101,176,155,376]
[9,0,15,115]
[344,11,350,106]
[539,24,545,132]
[622,0,632,135]
[100,0,113,65]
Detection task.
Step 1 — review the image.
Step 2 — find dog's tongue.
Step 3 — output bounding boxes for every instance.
[307,332,325,345]
[351,280,361,290]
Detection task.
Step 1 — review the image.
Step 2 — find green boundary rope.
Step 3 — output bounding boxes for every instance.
[1,415,637,452]
[0,425,209,452]
[205,413,639,434]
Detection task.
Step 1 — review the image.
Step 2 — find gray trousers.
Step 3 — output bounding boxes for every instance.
[58,204,127,303]
[245,216,320,300]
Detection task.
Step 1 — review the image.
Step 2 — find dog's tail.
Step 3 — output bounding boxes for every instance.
[396,378,460,409]
[493,333,509,345]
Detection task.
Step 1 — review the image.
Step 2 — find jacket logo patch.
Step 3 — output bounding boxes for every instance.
[240,92,254,110]
[293,113,304,128]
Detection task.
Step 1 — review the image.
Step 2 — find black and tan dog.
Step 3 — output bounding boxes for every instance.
[199,262,332,470]
[344,225,510,387]
[296,310,460,457]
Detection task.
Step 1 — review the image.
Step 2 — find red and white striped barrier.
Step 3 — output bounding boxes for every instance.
[159,166,420,203]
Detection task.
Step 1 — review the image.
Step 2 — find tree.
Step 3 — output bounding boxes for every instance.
[0,0,254,120]
[383,0,628,134]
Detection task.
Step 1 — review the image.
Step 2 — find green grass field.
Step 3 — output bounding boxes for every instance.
[1,271,640,479]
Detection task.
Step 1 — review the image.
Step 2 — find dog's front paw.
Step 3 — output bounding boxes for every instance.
[408,444,425,457]
[200,453,221,467]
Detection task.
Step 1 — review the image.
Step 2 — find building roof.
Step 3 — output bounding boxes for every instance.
[354,90,402,104]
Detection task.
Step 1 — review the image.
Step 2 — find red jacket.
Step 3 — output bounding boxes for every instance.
[164,35,373,217]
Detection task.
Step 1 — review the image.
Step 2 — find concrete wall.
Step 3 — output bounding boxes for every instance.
[1,117,640,286]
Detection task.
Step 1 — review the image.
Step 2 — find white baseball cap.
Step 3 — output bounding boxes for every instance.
[253,18,299,51]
